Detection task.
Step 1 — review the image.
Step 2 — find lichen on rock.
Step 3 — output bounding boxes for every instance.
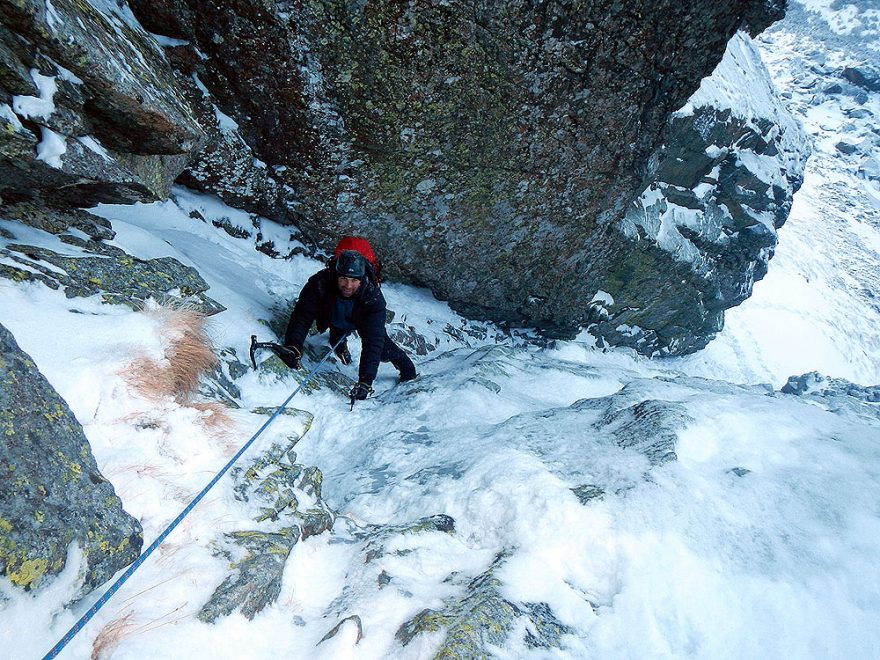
[396,552,573,657]
[0,323,142,597]
[198,412,333,623]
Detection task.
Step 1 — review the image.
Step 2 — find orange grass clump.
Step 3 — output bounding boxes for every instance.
[127,304,219,404]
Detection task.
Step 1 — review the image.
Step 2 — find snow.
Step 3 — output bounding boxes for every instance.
[11,69,58,121]
[78,135,113,161]
[35,126,66,169]
[0,103,23,131]
[1,2,880,658]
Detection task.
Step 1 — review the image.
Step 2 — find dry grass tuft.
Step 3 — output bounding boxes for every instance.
[126,304,219,404]
[91,611,136,660]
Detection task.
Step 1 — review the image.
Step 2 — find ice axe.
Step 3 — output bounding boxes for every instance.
[249,335,302,370]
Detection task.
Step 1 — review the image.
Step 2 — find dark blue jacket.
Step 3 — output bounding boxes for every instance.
[284,268,387,384]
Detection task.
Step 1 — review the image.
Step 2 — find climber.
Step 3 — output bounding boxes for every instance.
[281,250,417,401]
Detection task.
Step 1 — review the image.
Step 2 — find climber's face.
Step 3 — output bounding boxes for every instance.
[337,276,361,298]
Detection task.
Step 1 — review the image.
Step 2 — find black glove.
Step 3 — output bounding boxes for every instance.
[335,343,352,366]
[277,345,302,369]
[349,381,373,400]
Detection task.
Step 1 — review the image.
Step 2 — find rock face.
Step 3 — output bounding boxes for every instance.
[608,33,809,353]
[1,0,801,353]
[0,323,142,596]
[396,552,573,657]
[0,0,205,207]
[0,205,224,314]
[125,0,793,354]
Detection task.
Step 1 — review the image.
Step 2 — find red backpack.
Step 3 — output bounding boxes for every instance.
[332,236,382,283]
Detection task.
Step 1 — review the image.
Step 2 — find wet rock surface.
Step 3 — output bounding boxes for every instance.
[0,323,142,597]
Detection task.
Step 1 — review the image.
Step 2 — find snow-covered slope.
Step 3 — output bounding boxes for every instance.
[1,2,880,657]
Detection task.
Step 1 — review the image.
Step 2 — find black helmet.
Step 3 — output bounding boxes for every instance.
[335,250,366,278]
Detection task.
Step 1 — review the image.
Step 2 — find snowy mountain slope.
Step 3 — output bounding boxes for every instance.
[1,178,879,658]
[1,1,880,657]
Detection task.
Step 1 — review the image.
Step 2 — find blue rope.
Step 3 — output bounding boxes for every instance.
[43,335,348,659]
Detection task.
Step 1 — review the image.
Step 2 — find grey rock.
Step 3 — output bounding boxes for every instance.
[396,552,573,656]
[199,418,333,623]
[781,372,880,402]
[389,323,435,356]
[0,229,224,315]
[0,323,142,597]
[613,33,808,354]
[0,0,205,207]
[1,202,114,241]
[779,372,880,423]
[571,485,605,504]
[842,64,880,92]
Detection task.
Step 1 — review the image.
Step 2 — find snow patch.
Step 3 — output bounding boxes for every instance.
[36,126,66,169]
[77,135,113,161]
[12,69,58,121]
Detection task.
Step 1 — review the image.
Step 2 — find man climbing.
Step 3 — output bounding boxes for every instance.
[282,249,417,401]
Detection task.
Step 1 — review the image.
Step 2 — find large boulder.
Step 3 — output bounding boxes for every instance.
[128,0,791,354]
[0,323,142,596]
[0,0,205,208]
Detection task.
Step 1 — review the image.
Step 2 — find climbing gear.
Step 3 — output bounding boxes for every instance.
[332,236,381,282]
[250,335,301,370]
[42,333,350,660]
[335,343,352,366]
[349,381,374,410]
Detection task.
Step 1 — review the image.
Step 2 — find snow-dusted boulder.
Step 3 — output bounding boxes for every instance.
[199,415,334,623]
[397,552,572,655]
[602,32,810,354]
[0,0,205,207]
[0,323,142,597]
[0,207,224,315]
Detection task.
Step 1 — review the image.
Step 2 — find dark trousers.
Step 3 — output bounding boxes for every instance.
[330,327,416,379]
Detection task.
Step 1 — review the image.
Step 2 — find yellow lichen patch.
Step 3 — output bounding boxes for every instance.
[34,511,45,524]
[8,557,49,588]
[0,518,12,533]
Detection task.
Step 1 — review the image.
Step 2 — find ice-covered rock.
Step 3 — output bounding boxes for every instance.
[199,413,334,623]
